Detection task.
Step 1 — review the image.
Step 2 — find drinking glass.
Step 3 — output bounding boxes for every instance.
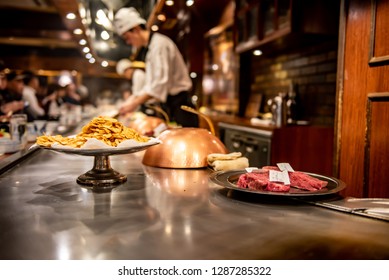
[10,114,28,148]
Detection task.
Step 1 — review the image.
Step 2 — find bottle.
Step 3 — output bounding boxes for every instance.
[273,93,286,127]
[286,82,298,124]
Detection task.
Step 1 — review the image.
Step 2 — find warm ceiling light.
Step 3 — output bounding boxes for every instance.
[73,28,83,35]
[89,57,96,64]
[151,25,159,31]
[82,46,90,53]
[101,30,110,40]
[79,39,87,45]
[186,0,194,6]
[95,9,112,29]
[157,14,166,21]
[85,53,92,59]
[166,0,174,6]
[101,61,109,67]
[66,13,76,20]
[253,49,263,56]
[96,41,109,51]
[79,6,86,18]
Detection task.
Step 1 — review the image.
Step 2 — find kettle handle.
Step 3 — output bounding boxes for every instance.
[180,105,215,135]
[145,105,170,124]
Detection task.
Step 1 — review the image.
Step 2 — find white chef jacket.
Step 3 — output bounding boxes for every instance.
[141,32,192,103]
[132,69,146,96]
[121,68,156,108]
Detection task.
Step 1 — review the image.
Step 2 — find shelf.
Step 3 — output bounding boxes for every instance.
[234,0,339,54]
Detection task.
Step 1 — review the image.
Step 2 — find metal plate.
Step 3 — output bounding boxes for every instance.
[210,169,346,197]
[35,139,160,188]
[37,139,160,157]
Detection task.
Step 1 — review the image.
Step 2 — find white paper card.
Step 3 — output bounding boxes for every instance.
[245,167,259,173]
[277,162,295,172]
[269,170,291,185]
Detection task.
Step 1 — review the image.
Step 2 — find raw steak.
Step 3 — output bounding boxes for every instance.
[265,181,290,192]
[262,166,280,171]
[237,172,268,190]
[289,171,328,190]
[237,171,290,192]
[236,166,328,193]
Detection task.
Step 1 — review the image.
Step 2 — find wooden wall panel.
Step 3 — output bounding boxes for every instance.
[366,95,389,197]
[271,126,334,176]
[369,0,389,65]
[337,0,389,197]
[338,0,370,197]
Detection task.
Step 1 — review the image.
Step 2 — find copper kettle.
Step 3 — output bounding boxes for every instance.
[129,115,165,136]
[127,105,169,136]
[142,106,228,168]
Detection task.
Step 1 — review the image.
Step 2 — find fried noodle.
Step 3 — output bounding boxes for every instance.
[36,116,149,148]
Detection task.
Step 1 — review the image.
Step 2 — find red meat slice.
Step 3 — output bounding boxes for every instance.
[237,171,290,192]
[289,171,328,190]
[236,166,328,193]
[265,181,290,192]
[237,172,268,190]
[262,166,280,171]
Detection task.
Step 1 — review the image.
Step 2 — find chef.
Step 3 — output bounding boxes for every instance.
[116,58,160,117]
[113,7,199,127]
[116,59,146,96]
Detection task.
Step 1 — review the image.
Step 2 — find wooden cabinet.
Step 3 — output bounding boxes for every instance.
[219,122,334,176]
[234,0,339,53]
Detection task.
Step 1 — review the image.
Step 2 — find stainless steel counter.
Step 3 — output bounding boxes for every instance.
[1,148,389,260]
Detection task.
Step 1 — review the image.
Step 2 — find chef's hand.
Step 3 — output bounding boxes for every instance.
[119,101,139,115]
[119,94,154,116]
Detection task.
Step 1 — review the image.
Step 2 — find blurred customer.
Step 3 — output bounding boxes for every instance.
[76,83,92,106]
[22,70,45,119]
[114,7,198,127]
[63,82,81,106]
[1,70,34,121]
[35,76,48,106]
[0,60,7,91]
[0,61,23,119]
[41,83,66,119]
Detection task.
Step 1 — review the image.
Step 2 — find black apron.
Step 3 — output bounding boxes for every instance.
[162,91,199,127]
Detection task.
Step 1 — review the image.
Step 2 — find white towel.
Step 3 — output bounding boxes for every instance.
[210,157,249,171]
[207,152,242,165]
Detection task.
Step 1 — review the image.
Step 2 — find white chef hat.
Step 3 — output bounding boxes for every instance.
[114,7,146,36]
[116,59,145,75]
[116,59,132,75]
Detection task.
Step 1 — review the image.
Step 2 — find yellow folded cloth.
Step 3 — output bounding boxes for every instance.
[207,152,249,171]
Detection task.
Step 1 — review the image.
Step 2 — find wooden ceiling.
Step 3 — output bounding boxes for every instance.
[0,0,232,75]
[0,1,75,51]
